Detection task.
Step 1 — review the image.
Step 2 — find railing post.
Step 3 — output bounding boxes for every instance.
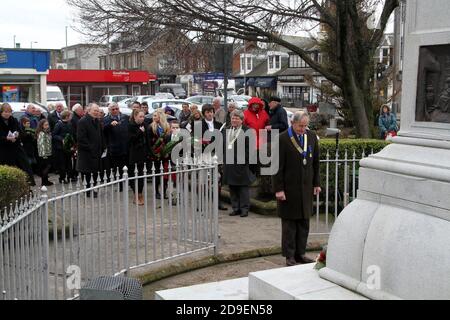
[40,187,49,300]
[122,166,130,276]
[212,159,219,256]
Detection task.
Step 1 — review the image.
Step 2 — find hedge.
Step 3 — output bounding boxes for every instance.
[0,165,30,210]
[317,139,390,211]
[319,138,390,160]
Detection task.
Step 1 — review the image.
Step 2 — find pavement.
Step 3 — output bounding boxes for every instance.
[138,205,328,300]
[31,173,330,300]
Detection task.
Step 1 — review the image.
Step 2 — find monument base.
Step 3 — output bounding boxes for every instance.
[321,137,450,300]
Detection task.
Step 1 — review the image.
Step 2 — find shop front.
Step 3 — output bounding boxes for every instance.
[47,69,157,108]
[0,48,50,105]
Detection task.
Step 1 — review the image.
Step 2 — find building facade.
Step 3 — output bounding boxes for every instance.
[47,69,156,107]
[0,48,50,105]
[61,44,108,70]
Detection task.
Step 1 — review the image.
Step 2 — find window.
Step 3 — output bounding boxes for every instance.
[132,53,138,69]
[282,86,310,101]
[99,57,106,70]
[120,55,125,69]
[240,54,253,74]
[268,56,274,69]
[159,58,169,70]
[268,55,281,72]
[289,54,308,68]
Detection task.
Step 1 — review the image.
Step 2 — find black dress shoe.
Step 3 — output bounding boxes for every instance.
[296,255,315,264]
[229,211,240,216]
[155,193,161,200]
[286,257,297,266]
[240,212,248,217]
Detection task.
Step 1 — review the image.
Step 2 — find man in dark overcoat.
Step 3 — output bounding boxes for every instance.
[103,102,129,183]
[272,111,321,266]
[76,103,105,197]
[222,109,256,218]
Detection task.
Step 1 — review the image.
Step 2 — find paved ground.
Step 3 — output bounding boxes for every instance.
[142,252,319,300]
[27,173,330,300]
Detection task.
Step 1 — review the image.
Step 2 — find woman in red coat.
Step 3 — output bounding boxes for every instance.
[243,97,270,150]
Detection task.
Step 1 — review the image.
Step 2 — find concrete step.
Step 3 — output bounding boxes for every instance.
[155,277,249,300]
[248,263,367,300]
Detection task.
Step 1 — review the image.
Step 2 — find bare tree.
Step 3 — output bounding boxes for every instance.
[67,0,399,138]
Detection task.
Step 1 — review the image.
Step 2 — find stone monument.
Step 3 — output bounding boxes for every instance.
[319,0,450,299]
[156,0,450,300]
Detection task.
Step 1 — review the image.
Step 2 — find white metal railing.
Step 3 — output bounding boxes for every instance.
[309,148,372,236]
[0,158,219,300]
[0,148,372,300]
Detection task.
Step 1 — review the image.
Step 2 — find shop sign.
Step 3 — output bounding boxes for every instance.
[278,75,305,82]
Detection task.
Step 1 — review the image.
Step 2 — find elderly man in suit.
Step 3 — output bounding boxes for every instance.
[104,102,129,189]
[76,103,105,197]
[273,111,321,266]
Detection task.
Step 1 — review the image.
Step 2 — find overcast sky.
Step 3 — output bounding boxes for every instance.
[0,0,394,50]
[0,0,84,49]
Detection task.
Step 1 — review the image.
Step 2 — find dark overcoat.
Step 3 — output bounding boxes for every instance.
[272,129,320,220]
[128,122,148,165]
[0,116,23,166]
[76,114,105,173]
[104,114,129,157]
[222,125,256,186]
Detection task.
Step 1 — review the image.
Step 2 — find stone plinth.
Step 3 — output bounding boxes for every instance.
[320,0,450,300]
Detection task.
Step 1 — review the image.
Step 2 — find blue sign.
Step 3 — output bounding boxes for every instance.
[193,72,224,84]
[0,49,50,72]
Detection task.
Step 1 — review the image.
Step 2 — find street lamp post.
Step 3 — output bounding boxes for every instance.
[30,41,38,49]
[13,35,16,48]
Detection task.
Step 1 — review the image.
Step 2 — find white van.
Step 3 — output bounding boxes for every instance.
[46,85,67,109]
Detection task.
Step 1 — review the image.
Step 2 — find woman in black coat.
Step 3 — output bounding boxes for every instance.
[0,103,36,185]
[128,109,149,205]
[53,110,75,184]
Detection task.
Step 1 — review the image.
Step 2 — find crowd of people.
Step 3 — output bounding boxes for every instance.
[0,95,323,267]
[0,96,287,202]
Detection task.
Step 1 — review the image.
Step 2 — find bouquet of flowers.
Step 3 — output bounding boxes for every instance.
[149,136,165,160]
[63,133,75,154]
[160,139,183,160]
[314,246,327,270]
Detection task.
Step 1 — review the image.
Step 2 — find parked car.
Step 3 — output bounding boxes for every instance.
[99,95,133,107]
[154,92,175,100]
[143,99,192,119]
[46,85,67,109]
[185,95,215,105]
[4,102,49,121]
[100,105,133,117]
[118,95,155,108]
[159,84,187,99]
[228,95,249,109]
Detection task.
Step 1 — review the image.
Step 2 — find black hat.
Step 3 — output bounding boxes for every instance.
[269,96,281,103]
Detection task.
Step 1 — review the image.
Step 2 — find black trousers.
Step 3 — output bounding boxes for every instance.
[57,151,72,181]
[81,172,98,191]
[152,160,168,196]
[229,185,250,214]
[129,162,145,194]
[39,157,52,184]
[108,154,128,179]
[281,219,310,260]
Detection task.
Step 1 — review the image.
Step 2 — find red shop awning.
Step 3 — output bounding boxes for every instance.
[48,69,157,84]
